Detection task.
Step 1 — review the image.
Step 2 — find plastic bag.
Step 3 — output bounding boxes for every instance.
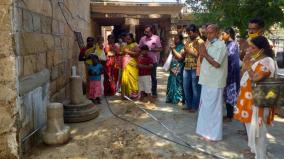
[162,51,173,71]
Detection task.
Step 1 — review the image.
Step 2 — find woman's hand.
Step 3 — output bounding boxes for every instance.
[170,43,176,50]
[242,53,252,71]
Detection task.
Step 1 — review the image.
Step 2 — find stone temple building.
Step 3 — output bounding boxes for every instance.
[0,0,183,158]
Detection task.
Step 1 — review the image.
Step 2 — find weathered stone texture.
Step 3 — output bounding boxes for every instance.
[0,3,18,159]
[0,30,13,58]
[23,55,37,76]
[23,9,33,32]
[0,4,11,31]
[1,0,94,157]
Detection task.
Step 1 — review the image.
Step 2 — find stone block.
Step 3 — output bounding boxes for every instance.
[0,107,13,134]
[56,74,66,90]
[54,36,61,49]
[52,1,64,22]
[46,50,54,69]
[0,4,11,31]
[41,16,52,34]
[0,32,13,58]
[61,36,68,50]
[23,9,33,32]
[18,56,24,78]
[50,80,57,95]
[36,52,46,71]
[18,0,52,17]
[0,134,18,159]
[20,32,44,55]
[0,56,16,82]
[19,95,33,138]
[42,34,54,51]
[23,55,37,76]
[32,13,41,32]
[58,21,65,35]
[0,81,16,102]
[53,49,63,65]
[52,20,59,35]
[41,0,52,17]
[51,66,59,81]
[14,7,23,32]
[50,88,66,102]
[19,69,50,96]
[0,0,12,5]
[58,62,66,75]
[64,23,73,37]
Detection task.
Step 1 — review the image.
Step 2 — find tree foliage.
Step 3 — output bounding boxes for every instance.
[186,0,284,37]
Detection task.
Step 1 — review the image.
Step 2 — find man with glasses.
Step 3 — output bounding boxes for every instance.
[139,25,162,98]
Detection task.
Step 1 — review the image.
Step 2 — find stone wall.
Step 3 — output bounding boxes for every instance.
[16,0,93,101]
[0,0,19,158]
[0,0,94,158]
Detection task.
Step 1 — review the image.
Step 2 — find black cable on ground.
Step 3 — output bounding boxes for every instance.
[104,96,226,159]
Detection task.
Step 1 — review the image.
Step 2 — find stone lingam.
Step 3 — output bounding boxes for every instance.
[63,66,99,123]
[43,103,70,145]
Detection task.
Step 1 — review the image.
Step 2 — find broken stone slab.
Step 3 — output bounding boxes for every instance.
[19,69,50,96]
[43,103,70,145]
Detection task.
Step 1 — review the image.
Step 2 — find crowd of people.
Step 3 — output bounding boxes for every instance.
[79,25,162,103]
[165,18,276,159]
[78,17,276,159]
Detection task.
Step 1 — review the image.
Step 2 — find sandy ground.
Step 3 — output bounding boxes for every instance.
[26,100,213,159]
[25,67,284,159]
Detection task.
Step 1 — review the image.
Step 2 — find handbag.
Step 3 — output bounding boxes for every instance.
[162,51,173,71]
[252,61,284,107]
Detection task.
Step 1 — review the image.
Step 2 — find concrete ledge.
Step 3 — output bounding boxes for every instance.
[19,69,50,96]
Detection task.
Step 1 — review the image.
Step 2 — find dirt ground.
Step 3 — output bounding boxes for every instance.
[26,100,212,159]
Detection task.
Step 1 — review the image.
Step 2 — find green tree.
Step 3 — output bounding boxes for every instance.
[186,0,284,37]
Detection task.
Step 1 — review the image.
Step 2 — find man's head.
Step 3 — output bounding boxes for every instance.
[248,18,265,38]
[200,24,209,41]
[144,25,154,38]
[206,24,219,41]
[186,24,200,41]
[86,37,95,48]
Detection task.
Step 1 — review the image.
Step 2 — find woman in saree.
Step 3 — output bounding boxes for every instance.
[222,27,241,122]
[234,36,276,159]
[166,34,185,104]
[121,33,140,99]
[104,35,120,96]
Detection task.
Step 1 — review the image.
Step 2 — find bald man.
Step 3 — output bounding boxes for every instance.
[196,24,228,141]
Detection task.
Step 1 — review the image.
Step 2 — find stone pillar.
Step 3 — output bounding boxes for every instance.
[70,76,85,105]
[63,75,99,123]
[43,103,70,145]
[125,18,139,38]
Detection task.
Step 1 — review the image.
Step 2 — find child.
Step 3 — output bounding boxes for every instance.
[138,45,154,102]
[88,54,103,104]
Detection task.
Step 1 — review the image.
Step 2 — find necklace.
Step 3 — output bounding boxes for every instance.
[251,50,264,61]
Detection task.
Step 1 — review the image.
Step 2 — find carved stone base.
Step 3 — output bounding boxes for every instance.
[63,99,99,123]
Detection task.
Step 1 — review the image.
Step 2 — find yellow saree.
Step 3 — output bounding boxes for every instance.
[121,42,139,98]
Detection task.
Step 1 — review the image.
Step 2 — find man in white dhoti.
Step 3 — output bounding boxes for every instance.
[196,24,228,141]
